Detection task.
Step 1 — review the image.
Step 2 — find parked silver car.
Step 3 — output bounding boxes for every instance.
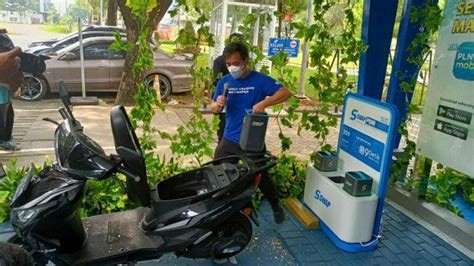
[20,37,193,101]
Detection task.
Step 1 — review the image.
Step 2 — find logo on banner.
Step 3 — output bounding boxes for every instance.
[340,124,385,171]
[350,109,389,132]
[358,144,381,164]
[290,40,297,48]
[453,42,474,81]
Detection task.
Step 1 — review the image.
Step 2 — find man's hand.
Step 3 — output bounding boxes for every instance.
[0,47,23,91]
[211,95,227,113]
[216,95,226,107]
[252,101,267,114]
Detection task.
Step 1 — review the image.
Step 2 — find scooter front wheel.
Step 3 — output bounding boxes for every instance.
[6,234,47,265]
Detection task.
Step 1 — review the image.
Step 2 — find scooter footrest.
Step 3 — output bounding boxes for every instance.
[57,208,164,265]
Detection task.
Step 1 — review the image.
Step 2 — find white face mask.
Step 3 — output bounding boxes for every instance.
[227,65,245,79]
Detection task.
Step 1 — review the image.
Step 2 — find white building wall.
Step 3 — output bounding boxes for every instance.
[0,11,44,24]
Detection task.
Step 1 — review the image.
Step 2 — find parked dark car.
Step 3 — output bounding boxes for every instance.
[28,25,126,48]
[20,37,193,101]
[26,31,127,56]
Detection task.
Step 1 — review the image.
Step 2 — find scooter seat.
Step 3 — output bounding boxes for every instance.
[156,162,239,201]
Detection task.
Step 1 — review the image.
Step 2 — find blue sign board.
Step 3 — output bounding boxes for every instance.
[268,38,300,58]
[340,124,385,172]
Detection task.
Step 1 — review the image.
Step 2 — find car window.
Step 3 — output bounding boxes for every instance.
[56,37,78,50]
[73,43,111,60]
[110,49,126,60]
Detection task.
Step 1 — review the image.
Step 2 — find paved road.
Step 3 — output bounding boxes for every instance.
[0,23,67,49]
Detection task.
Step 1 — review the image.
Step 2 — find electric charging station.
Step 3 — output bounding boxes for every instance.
[300,0,435,252]
[304,93,399,252]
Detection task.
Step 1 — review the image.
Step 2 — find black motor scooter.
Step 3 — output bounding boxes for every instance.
[6,82,276,265]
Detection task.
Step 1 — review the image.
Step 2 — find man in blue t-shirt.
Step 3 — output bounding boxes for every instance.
[210,42,292,224]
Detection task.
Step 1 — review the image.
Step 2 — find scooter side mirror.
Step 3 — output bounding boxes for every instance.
[58,80,72,107]
[116,146,150,206]
[0,162,6,178]
[58,80,77,125]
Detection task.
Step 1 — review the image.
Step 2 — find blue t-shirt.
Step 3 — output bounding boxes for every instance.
[213,71,282,144]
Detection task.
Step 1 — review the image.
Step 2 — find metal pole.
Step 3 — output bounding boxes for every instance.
[297,0,313,98]
[219,0,228,56]
[100,0,103,25]
[79,18,86,98]
[208,7,215,68]
[419,69,427,106]
[252,10,260,46]
[269,1,277,39]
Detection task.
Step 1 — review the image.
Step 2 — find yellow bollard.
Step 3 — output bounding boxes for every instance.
[284,198,320,229]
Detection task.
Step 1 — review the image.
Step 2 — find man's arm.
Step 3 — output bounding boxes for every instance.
[0,48,23,91]
[253,87,292,113]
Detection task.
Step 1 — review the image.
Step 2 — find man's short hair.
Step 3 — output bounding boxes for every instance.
[223,42,249,61]
[229,33,244,43]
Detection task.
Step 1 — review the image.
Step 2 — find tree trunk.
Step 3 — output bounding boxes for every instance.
[106,0,117,26]
[114,0,172,106]
[114,32,140,106]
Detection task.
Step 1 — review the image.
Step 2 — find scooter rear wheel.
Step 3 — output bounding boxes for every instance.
[180,212,252,260]
[211,212,253,259]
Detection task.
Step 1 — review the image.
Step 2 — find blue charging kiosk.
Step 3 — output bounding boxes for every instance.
[304,93,399,252]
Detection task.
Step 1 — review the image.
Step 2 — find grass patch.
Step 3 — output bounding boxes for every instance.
[40,24,70,34]
[159,43,175,54]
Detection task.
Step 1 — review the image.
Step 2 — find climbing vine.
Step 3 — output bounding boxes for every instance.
[386,1,473,218]
[274,0,366,155]
[110,0,161,152]
[390,0,442,188]
[159,1,218,166]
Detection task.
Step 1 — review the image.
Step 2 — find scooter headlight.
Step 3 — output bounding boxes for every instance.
[17,209,37,223]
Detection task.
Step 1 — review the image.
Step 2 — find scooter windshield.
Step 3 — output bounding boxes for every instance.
[55,118,115,179]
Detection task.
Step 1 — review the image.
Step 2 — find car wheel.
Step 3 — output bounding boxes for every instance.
[20,75,48,101]
[145,74,172,100]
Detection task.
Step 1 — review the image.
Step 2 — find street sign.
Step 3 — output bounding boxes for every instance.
[268,38,300,58]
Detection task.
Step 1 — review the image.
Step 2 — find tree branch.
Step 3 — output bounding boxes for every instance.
[147,0,173,33]
[116,0,131,27]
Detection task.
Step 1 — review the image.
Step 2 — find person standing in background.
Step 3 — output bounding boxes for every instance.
[0,29,22,151]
